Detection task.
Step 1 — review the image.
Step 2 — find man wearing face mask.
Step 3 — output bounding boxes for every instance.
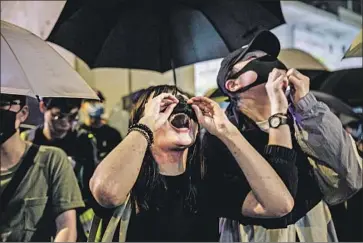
[0,94,84,242]
[204,30,362,242]
[20,97,98,241]
[80,90,122,162]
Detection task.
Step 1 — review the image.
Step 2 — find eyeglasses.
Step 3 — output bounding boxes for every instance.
[50,111,79,121]
[0,100,23,112]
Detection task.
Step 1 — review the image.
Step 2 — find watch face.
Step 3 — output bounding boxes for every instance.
[270,117,280,128]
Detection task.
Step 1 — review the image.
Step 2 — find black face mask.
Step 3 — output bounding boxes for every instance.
[169,95,197,129]
[0,110,17,145]
[230,55,287,93]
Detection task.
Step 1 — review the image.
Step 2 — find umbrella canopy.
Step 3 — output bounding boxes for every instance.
[311,91,362,125]
[300,68,363,107]
[343,29,362,59]
[47,0,285,74]
[278,48,328,71]
[1,20,98,100]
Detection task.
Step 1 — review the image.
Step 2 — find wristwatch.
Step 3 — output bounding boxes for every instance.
[268,113,288,129]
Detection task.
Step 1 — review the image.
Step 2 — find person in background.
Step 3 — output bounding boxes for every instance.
[0,93,84,242]
[80,90,122,162]
[211,29,362,242]
[20,97,98,241]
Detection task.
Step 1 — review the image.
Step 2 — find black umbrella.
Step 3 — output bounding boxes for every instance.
[300,68,363,107]
[47,0,285,84]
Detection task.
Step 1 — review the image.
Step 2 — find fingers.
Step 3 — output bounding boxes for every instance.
[191,105,204,121]
[155,93,179,103]
[189,96,217,109]
[268,68,286,84]
[162,103,177,118]
[287,74,300,87]
[189,97,215,117]
[286,68,303,79]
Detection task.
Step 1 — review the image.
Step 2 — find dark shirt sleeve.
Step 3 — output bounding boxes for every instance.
[202,131,298,225]
[263,145,298,198]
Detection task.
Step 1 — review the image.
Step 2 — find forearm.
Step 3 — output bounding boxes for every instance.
[268,124,292,149]
[54,210,77,242]
[218,126,294,213]
[54,228,76,242]
[90,131,148,207]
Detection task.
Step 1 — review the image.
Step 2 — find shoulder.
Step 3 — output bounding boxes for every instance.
[103,125,122,137]
[75,127,96,142]
[34,145,70,171]
[20,126,42,141]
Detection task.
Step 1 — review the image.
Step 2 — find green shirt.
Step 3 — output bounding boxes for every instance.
[0,143,85,242]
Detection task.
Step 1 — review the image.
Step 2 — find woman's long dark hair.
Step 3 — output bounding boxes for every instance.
[129,85,205,214]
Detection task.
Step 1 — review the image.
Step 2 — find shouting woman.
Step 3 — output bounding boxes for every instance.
[89,85,296,242]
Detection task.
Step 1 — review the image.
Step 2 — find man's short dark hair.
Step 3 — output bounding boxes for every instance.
[0,93,27,107]
[42,97,82,113]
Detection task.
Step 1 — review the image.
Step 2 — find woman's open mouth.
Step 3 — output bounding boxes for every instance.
[169,113,191,132]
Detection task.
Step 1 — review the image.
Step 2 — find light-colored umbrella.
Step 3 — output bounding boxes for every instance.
[1,20,98,100]
[278,48,328,71]
[343,29,362,59]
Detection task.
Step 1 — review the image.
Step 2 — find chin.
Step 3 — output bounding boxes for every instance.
[174,136,196,148]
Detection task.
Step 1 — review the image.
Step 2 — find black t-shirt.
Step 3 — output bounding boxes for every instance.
[126,173,219,242]
[93,170,250,242]
[80,124,122,161]
[203,127,323,228]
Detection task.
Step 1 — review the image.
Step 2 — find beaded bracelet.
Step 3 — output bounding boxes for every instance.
[128,123,154,147]
[128,127,151,147]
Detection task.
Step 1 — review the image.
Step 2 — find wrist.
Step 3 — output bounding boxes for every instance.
[217,123,240,142]
[271,108,287,116]
[139,117,156,132]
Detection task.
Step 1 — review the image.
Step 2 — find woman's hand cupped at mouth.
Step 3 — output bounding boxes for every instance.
[139,92,179,132]
[188,97,236,138]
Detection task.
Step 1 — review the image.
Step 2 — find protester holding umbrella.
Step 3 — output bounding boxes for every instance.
[212,30,362,242]
[0,94,85,242]
[88,85,297,242]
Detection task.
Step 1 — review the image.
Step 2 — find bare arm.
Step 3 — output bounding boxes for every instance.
[54,210,77,242]
[90,132,148,207]
[90,93,178,207]
[190,96,294,218]
[219,127,294,218]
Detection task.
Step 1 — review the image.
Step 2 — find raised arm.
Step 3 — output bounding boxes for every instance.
[287,68,362,204]
[189,95,294,218]
[90,93,178,208]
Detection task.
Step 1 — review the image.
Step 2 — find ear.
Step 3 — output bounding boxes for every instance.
[225,79,244,93]
[18,106,29,123]
[39,101,47,113]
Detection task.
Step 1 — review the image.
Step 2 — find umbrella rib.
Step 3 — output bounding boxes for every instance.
[1,33,38,98]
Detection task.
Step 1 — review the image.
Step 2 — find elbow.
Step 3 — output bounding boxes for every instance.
[89,176,126,208]
[274,197,294,217]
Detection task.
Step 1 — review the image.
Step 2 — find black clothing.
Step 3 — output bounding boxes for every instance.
[126,173,219,242]
[80,124,122,161]
[203,123,322,229]
[92,134,297,241]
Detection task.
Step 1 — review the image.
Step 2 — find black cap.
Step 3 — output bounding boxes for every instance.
[217,30,281,96]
